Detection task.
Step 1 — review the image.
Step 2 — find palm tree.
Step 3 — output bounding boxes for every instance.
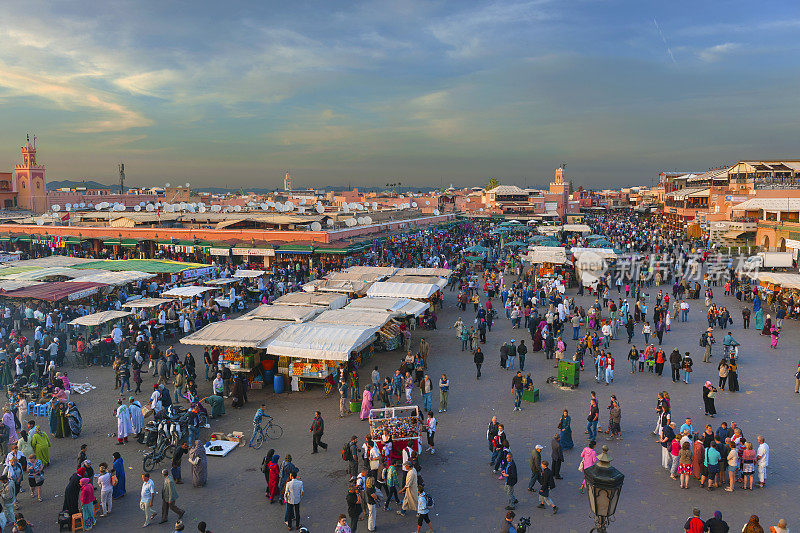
[485,177,500,190]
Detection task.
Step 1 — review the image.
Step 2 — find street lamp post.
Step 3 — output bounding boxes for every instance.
[583,445,625,533]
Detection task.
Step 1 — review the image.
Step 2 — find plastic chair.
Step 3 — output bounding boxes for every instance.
[71,513,83,532]
[27,403,35,415]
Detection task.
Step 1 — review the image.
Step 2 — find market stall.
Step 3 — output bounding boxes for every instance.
[369,405,422,457]
[69,310,132,327]
[394,267,453,277]
[121,297,172,309]
[231,269,266,279]
[365,281,439,300]
[272,291,348,310]
[240,304,321,323]
[301,278,373,297]
[1,281,109,302]
[522,246,570,280]
[313,309,403,352]
[342,265,398,278]
[383,275,447,291]
[266,323,379,392]
[345,296,430,318]
[162,286,219,299]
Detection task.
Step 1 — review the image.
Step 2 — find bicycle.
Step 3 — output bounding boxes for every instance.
[142,441,176,472]
[249,416,283,449]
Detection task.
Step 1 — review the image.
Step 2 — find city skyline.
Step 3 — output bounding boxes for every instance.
[1,0,799,188]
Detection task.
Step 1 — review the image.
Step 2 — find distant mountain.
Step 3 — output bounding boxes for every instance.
[48,179,112,190]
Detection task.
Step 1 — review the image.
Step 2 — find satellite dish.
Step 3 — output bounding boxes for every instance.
[146,204,154,212]
[118,204,126,211]
[327,219,334,226]
[139,201,146,206]
[234,205,242,212]
[357,217,366,225]
[134,205,141,211]
[52,204,61,212]
[341,201,349,210]
[298,206,305,213]
[185,182,190,188]
[36,219,44,226]
[65,205,72,212]
[80,202,86,208]
[372,202,377,209]
[310,222,322,231]
[211,205,221,212]
[165,182,171,187]
[364,216,372,224]
[87,203,94,208]
[95,204,103,211]
[412,202,417,208]
[247,201,255,207]
[434,209,440,215]
[425,200,430,205]
[315,205,324,214]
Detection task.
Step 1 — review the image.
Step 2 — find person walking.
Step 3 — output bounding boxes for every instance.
[473,347,484,379]
[507,341,517,370]
[511,372,524,411]
[669,348,682,382]
[517,340,528,371]
[438,374,449,413]
[140,472,157,527]
[551,434,564,479]
[283,471,303,531]
[415,485,434,533]
[527,445,542,492]
[537,460,558,514]
[756,435,769,488]
[159,469,185,524]
[703,382,718,417]
[309,411,327,453]
[586,399,599,441]
[501,452,518,510]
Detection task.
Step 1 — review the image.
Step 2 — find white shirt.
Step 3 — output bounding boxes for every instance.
[757,442,769,466]
[284,478,303,504]
[111,327,123,344]
[140,478,155,504]
[149,390,162,412]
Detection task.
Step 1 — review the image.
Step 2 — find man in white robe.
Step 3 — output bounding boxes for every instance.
[116,399,133,444]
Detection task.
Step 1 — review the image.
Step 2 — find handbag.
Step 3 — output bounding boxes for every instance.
[577,459,584,472]
[707,390,716,399]
[111,474,118,486]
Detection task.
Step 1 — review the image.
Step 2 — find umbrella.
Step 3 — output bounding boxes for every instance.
[464,255,483,262]
[464,244,490,253]
[503,240,527,247]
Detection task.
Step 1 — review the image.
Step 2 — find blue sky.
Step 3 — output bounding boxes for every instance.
[0,0,799,189]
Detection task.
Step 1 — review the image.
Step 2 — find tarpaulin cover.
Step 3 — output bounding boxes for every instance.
[2,281,108,302]
[266,323,378,361]
[66,271,155,286]
[69,310,132,327]
[313,309,395,327]
[121,297,171,309]
[240,304,321,323]
[366,282,439,299]
[180,319,286,348]
[162,286,218,298]
[74,259,208,274]
[232,269,266,278]
[346,296,430,318]
[394,268,452,277]
[272,291,348,309]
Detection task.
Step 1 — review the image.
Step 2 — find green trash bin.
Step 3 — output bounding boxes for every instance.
[558,361,580,387]
[349,401,362,413]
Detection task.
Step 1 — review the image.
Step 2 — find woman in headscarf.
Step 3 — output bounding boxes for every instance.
[48,398,59,435]
[770,324,780,348]
[79,477,96,530]
[112,452,126,499]
[187,440,207,488]
[231,374,247,408]
[2,407,17,445]
[0,359,12,389]
[754,307,764,331]
[532,321,545,352]
[360,386,373,421]
[30,426,51,467]
[267,454,281,503]
[65,402,83,438]
[52,387,69,403]
[55,402,72,439]
[761,314,772,336]
[558,409,573,450]
[62,468,83,516]
[278,454,298,502]
[261,448,275,497]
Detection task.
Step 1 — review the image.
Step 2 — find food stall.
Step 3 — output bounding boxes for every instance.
[522,246,570,281]
[369,405,422,457]
[272,291,348,310]
[240,304,322,323]
[265,322,379,392]
[301,278,373,297]
[313,309,403,352]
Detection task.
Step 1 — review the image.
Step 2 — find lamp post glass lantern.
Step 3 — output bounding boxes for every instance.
[584,445,624,533]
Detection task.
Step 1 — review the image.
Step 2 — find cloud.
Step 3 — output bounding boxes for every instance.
[698,42,739,62]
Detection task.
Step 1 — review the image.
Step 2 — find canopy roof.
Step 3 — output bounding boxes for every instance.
[342,266,398,277]
[394,267,452,277]
[327,271,391,282]
[74,259,207,274]
[266,323,379,361]
[232,269,266,278]
[346,296,430,318]
[0,266,105,281]
[464,244,490,253]
[384,275,447,290]
[2,281,107,302]
[240,304,321,322]
[302,278,373,295]
[313,309,395,328]
[204,277,239,286]
[180,319,286,348]
[562,224,592,233]
[366,281,439,299]
[754,272,800,289]
[69,310,132,327]
[0,280,43,292]
[272,291,348,309]
[0,256,97,269]
[66,270,155,286]
[122,297,172,309]
[523,246,568,264]
[162,286,218,298]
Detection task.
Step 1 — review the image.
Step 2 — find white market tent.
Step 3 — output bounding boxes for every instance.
[180,319,286,348]
[327,270,391,283]
[562,224,592,234]
[122,297,171,309]
[366,281,439,300]
[301,278,373,295]
[67,270,155,286]
[0,267,106,281]
[232,269,266,278]
[162,286,218,298]
[272,291,347,309]
[204,277,239,286]
[0,256,98,268]
[384,275,447,290]
[266,323,379,361]
[343,265,398,277]
[313,309,396,328]
[346,296,430,318]
[394,267,452,277]
[240,304,321,323]
[69,310,132,327]
[522,246,568,265]
[754,272,800,289]
[0,280,43,292]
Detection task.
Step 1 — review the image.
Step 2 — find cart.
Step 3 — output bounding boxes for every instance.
[368,406,422,458]
[290,360,339,394]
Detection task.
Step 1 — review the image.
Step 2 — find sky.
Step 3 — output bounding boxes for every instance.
[0,0,799,190]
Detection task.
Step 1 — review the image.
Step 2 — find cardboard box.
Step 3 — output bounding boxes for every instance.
[250,381,263,389]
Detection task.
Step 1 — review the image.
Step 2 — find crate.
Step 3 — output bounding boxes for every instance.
[523,388,539,403]
[558,361,580,387]
[250,381,263,389]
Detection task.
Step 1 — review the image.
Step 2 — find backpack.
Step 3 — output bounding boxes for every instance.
[699,334,706,347]
[424,491,434,507]
[342,443,351,462]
